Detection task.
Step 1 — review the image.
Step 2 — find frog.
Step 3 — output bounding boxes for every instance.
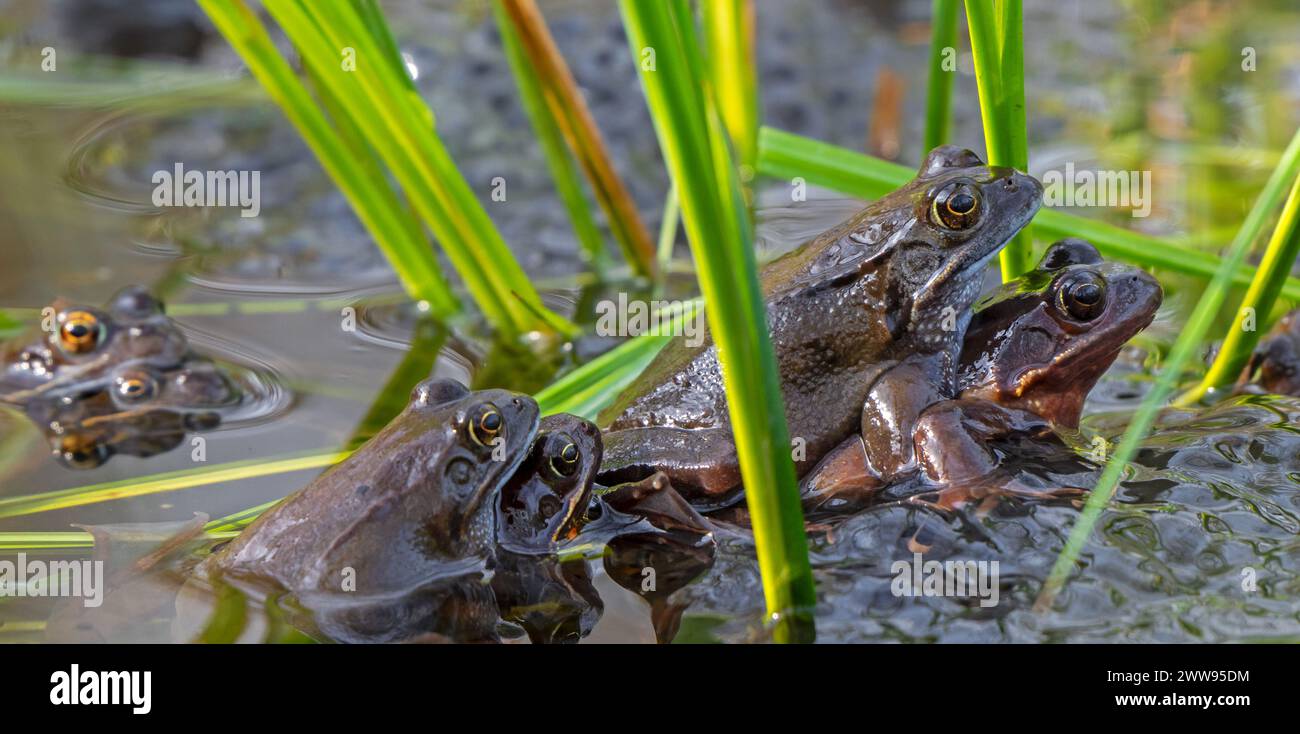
[596,145,1043,507]
[495,413,602,554]
[1242,308,1300,396]
[0,286,238,467]
[0,286,233,408]
[802,238,1163,513]
[203,377,541,595]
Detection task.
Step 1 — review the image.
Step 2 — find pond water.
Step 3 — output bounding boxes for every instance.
[2,0,1300,643]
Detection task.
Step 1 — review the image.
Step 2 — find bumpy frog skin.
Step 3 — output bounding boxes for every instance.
[804,239,1162,511]
[496,413,602,554]
[597,145,1042,505]
[0,286,237,467]
[205,378,540,595]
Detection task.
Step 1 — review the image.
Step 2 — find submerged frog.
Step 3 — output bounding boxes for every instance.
[204,378,542,594]
[803,239,1163,512]
[596,146,1043,506]
[1244,309,1300,396]
[496,413,602,554]
[0,286,238,467]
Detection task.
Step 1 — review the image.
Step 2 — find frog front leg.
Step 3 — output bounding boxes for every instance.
[859,357,947,482]
[907,399,1085,511]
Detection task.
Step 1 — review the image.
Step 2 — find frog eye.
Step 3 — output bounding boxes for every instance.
[547,432,581,478]
[57,436,110,469]
[58,311,104,355]
[1057,272,1107,321]
[930,182,983,230]
[114,371,159,403]
[467,403,504,447]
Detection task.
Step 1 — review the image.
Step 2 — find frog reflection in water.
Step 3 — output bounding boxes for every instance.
[802,239,1163,514]
[0,286,237,467]
[596,146,1043,507]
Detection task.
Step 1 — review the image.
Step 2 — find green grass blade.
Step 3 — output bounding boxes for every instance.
[620,0,814,641]
[496,0,658,280]
[253,0,571,337]
[964,0,1031,279]
[198,0,459,318]
[924,0,960,151]
[756,126,1300,301]
[656,181,681,280]
[1190,175,1300,400]
[0,448,352,520]
[702,0,760,190]
[491,0,610,275]
[1036,125,1300,610]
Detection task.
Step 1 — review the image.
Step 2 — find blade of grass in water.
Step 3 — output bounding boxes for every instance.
[702,0,760,197]
[1187,173,1300,400]
[0,448,353,520]
[536,301,697,418]
[496,0,658,280]
[756,126,1300,301]
[222,0,571,337]
[656,181,681,285]
[198,0,459,318]
[346,317,448,445]
[620,0,814,642]
[492,0,609,275]
[1036,125,1300,611]
[965,0,1031,279]
[923,0,960,151]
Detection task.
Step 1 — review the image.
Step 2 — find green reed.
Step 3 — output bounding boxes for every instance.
[924,0,960,151]
[491,0,607,275]
[619,0,814,642]
[965,0,1032,279]
[1189,172,1300,400]
[199,0,573,338]
[198,0,458,319]
[702,0,760,194]
[1037,125,1300,610]
[493,0,657,279]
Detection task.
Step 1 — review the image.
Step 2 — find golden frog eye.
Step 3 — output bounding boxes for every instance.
[114,371,159,403]
[467,403,503,447]
[547,433,580,478]
[930,182,983,230]
[58,311,103,355]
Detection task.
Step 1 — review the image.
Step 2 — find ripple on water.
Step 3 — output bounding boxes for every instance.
[64,107,395,294]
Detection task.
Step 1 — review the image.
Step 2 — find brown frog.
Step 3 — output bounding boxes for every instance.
[203,378,541,595]
[1243,309,1300,396]
[597,146,1043,506]
[496,413,602,554]
[803,239,1163,513]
